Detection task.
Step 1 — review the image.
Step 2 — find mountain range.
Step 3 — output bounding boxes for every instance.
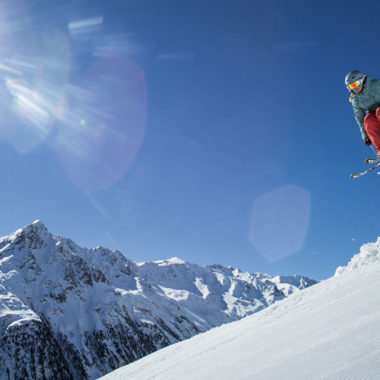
[0,221,317,379]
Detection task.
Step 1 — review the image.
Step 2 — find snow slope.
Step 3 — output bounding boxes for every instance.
[100,240,380,380]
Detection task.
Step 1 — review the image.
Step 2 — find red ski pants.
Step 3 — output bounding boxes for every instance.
[364,107,380,155]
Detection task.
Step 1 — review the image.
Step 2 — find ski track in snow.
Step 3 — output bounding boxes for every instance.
[99,255,380,380]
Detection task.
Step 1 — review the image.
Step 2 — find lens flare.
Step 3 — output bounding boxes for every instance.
[56,57,147,194]
[249,185,311,262]
[0,28,71,153]
[0,2,146,193]
[68,16,104,36]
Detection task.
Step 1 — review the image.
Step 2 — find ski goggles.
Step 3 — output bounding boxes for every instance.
[347,78,364,90]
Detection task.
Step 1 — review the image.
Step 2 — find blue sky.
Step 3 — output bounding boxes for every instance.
[0,0,380,280]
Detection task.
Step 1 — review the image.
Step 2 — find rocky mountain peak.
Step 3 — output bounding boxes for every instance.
[3,220,52,251]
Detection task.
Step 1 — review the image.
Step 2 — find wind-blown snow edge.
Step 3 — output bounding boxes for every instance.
[335,237,380,276]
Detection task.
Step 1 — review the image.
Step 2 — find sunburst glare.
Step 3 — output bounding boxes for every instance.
[0,2,146,193]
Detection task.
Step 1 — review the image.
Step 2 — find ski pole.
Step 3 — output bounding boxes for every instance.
[370,144,378,158]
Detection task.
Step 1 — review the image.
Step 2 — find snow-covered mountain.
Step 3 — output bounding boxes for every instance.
[0,221,316,379]
[100,238,380,380]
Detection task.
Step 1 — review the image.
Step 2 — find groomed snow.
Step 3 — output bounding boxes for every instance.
[99,243,380,380]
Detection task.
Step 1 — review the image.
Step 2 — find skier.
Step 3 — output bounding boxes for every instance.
[346,70,380,158]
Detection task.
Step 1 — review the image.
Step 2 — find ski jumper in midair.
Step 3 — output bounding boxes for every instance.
[346,70,380,157]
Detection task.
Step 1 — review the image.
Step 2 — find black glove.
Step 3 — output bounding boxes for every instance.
[364,137,372,146]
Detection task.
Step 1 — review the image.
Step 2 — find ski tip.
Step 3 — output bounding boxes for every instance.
[365,157,380,164]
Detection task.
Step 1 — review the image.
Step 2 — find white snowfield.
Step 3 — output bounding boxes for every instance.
[99,239,380,380]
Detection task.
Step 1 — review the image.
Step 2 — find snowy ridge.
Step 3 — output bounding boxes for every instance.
[335,237,380,275]
[0,221,317,379]
[100,243,380,380]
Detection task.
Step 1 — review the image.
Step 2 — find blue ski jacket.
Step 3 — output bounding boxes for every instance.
[350,76,380,140]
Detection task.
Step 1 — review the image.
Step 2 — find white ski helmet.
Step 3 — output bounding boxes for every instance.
[345,70,365,88]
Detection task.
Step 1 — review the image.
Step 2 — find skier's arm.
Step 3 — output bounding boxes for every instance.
[372,80,380,105]
[352,98,368,141]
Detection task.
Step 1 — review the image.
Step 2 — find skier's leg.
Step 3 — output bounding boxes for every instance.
[375,107,380,122]
[364,112,380,155]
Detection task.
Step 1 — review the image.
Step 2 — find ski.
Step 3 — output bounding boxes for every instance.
[365,157,380,165]
[350,161,380,179]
